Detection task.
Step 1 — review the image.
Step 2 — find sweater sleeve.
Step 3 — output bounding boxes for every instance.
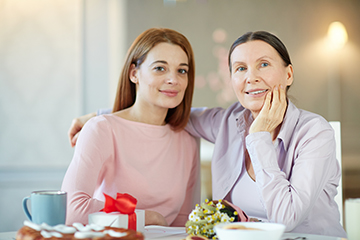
[185,107,225,143]
[61,116,114,224]
[245,120,336,231]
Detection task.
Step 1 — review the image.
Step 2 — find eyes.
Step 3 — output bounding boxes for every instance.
[235,62,269,72]
[236,66,246,72]
[178,69,188,74]
[261,62,269,67]
[153,66,188,74]
[154,66,165,72]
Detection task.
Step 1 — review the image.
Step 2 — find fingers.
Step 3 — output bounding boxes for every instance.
[269,85,279,116]
[249,84,287,134]
[262,88,272,112]
[277,84,286,102]
[68,119,83,147]
[257,86,273,119]
[270,85,287,117]
[267,85,287,130]
[70,132,80,148]
[67,112,97,147]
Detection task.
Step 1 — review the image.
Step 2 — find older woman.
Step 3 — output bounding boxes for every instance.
[62,28,200,227]
[185,31,346,237]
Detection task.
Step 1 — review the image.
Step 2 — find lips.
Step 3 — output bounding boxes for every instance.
[160,89,179,97]
[245,89,268,95]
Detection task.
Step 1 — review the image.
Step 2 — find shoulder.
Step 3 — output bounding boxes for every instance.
[297,108,333,133]
[285,103,334,145]
[172,129,200,148]
[79,114,117,141]
[173,128,197,140]
[221,102,246,122]
[190,102,244,121]
[228,101,246,113]
[83,114,111,130]
[75,115,117,154]
[285,101,332,133]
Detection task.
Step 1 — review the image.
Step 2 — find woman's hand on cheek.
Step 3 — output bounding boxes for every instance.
[249,84,287,134]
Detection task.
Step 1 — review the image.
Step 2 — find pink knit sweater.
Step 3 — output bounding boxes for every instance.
[61,114,200,226]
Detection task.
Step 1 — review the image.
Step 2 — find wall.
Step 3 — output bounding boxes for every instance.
[0,0,80,169]
[0,0,126,231]
[125,0,360,201]
[1,0,359,232]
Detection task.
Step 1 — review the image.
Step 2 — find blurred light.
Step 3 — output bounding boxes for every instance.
[163,0,176,6]
[212,28,227,43]
[327,21,348,50]
[163,0,187,6]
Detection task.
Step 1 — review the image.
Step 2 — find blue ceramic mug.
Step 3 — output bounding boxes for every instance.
[22,190,67,226]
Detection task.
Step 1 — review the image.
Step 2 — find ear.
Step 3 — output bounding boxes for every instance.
[129,64,138,84]
[285,64,294,87]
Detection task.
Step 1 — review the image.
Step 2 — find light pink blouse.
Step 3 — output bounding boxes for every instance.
[61,114,200,226]
[186,101,347,238]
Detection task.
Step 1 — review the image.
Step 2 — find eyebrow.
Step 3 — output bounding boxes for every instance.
[257,55,274,61]
[150,60,189,67]
[232,55,274,66]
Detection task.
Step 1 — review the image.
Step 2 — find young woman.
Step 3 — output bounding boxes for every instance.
[68,31,346,237]
[61,28,200,227]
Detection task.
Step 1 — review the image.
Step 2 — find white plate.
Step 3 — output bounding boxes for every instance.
[215,222,286,240]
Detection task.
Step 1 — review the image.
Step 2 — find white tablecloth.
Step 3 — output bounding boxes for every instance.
[142,226,347,240]
[0,227,347,240]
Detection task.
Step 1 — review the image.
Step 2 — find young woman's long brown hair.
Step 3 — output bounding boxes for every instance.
[112,28,195,131]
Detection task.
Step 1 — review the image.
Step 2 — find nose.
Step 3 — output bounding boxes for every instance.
[166,71,179,85]
[246,68,260,84]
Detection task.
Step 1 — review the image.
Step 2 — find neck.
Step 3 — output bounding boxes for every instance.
[116,102,168,126]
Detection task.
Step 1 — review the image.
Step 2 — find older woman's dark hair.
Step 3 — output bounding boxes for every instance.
[112,28,195,131]
[228,31,292,73]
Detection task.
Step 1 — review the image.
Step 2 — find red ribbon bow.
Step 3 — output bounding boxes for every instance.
[101,193,137,230]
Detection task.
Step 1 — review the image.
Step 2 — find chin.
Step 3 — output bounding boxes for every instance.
[242,100,262,109]
[166,102,183,110]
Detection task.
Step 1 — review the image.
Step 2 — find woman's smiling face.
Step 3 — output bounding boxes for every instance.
[230,40,293,118]
[130,42,189,111]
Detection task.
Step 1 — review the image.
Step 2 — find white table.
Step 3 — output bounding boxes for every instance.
[142,226,347,240]
[0,227,347,240]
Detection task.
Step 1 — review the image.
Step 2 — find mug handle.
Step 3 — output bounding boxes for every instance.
[22,196,32,221]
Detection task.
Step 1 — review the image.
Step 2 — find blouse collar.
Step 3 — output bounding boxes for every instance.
[235,99,300,151]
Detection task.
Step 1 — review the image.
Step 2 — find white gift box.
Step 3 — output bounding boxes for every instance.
[88,210,145,232]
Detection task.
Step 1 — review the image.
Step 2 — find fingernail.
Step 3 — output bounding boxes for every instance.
[280,84,284,89]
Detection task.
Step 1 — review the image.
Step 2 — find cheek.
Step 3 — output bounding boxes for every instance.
[270,70,289,86]
[231,75,244,93]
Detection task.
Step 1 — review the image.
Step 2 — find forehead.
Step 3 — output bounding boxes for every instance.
[145,42,188,63]
[231,40,280,62]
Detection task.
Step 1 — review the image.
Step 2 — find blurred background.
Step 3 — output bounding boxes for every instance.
[0,0,359,232]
